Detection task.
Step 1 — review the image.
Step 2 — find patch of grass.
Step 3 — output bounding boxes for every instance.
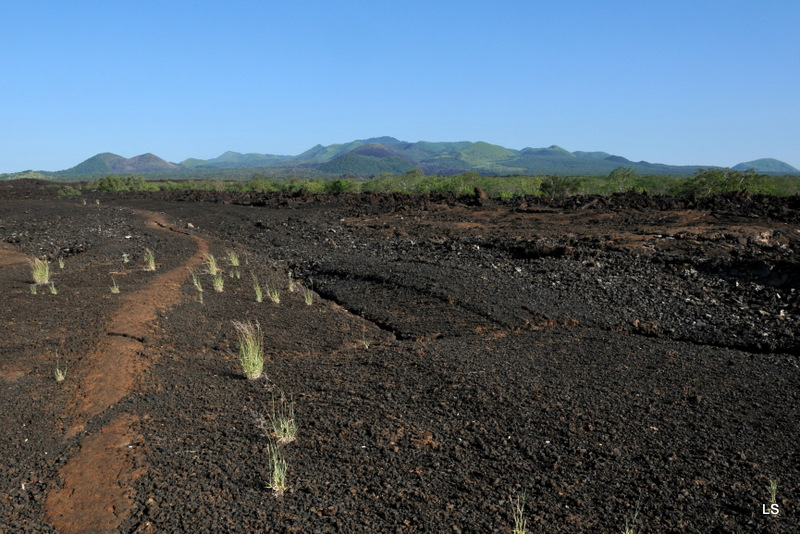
[620,499,641,534]
[233,320,264,380]
[227,251,240,267]
[252,274,263,303]
[267,442,288,497]
[266,284,280,304]
[29,284,37,295]
[110,278,120,294]
[213,273,224,292]
[512,492,528,534]
[269,394,297,444]
[29,258,50,285]
[58,257,65,269]
[301,283,314,305]
[143,248,156,271]
[769,480,778,506]
[48,282,57,295]
[250,393,297,445]
[122,253,130,264]
[54,359,67,383]
[205,254,219,276]
[191,270,203,293]
[361,327,371,350]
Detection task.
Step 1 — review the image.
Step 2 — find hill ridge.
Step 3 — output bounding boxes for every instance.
[44,139,800,177]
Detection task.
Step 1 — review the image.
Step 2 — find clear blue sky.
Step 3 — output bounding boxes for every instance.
[3,0,798,173]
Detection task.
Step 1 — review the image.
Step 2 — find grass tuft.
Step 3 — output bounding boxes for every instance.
[30,284,37,295]
[110,278,120,294]
[205,254,219,276]
[58,257,65,269]
[769,479,778,505]
[301,283,314,305]
[143,248,156,271]
[512,492,528,534]
[29,258,50,285]
[620,499,641,534]
[227,251,240,267]
[213,273,224,292]
[269,393,297,444]
[252,274,263,303]
[266,285,280,304]
[54,359,67,382]
[266,442,288,497]
[191,270,203,293]
[48,282,57,295]
[233,320,264,380]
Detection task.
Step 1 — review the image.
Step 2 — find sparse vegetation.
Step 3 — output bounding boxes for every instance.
[205,254,219,276]
[29,284,37,295]
[251,394,297,446]
[227,251,240,267]
[769,479,778,506]
[191,270,203,293]
[301,283,314,305]
[361,327,370,350]
[233,320,264,380]
[213,273,224,292]
[266,284,280,304]
[58,257,65,269]
[266,442,288,497]
[143,248,156,271]
[29,258,50,285]
[512,492,528,534]
[269,394,297,445]
[252,274,263,303]
[110,279,120,293]
[620,499,641,534]
[122,253,130,264]
[48,282,57,295]
[54,359,67,383]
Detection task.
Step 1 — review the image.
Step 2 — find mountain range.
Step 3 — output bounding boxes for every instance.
[49,137,800,177]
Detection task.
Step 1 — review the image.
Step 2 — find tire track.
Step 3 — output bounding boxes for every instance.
[45,211,209,534]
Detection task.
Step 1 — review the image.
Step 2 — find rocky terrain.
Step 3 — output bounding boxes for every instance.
[1,180,797,532]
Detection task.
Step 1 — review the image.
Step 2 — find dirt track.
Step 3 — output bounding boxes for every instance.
[0,180,798,532]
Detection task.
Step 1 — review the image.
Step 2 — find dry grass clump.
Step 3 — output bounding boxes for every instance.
[232,320,264,380]
[213,273,224,292]
[252,274,263,303]
[54,359,67,383]
[512,492,528,534]
[29,258,50,285]
[205,254,219,276]
[267,442,288,497]
[143,248,156,271]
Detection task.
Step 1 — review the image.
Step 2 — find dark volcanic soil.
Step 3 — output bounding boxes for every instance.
[1,180,798,533]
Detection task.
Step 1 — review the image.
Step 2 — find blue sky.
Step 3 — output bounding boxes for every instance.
[2,0,798,173]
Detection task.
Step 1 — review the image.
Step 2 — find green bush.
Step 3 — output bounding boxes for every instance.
[56,185,82,197]
[675,168,775,197]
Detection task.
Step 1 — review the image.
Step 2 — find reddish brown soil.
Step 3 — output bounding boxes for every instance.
[1,180,798,533]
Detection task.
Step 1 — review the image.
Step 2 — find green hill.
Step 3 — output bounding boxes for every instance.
[57,152,123,175]
[318,153,416,176]
[732,158,799,173]
[34,137,800,178]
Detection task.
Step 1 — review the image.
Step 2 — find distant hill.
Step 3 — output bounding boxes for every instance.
[29,137,799,179]
[57,152,178,174]
[732,158,799,173]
